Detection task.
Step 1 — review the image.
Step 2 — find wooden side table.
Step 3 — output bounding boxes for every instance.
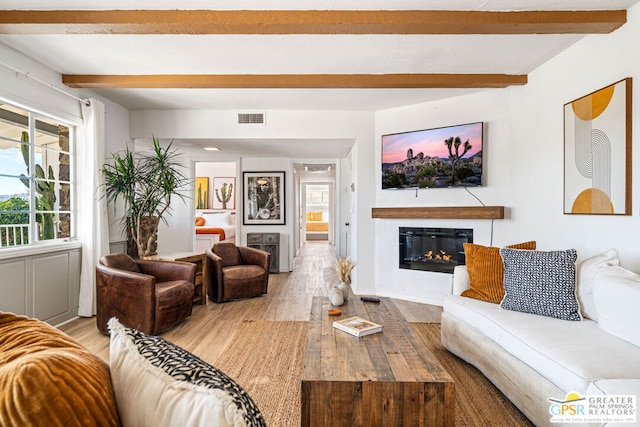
[153,252,207,305]
[174,253,207,305]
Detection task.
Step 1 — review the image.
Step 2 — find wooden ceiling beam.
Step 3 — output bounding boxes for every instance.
[0,10,626,35]
[62,74,527,89]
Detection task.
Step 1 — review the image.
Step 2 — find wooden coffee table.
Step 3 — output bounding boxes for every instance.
[301,296,454,427]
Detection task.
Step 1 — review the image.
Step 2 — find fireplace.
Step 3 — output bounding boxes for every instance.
[399,227,473,273]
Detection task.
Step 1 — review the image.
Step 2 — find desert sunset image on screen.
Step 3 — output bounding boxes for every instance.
[382,122,483,189]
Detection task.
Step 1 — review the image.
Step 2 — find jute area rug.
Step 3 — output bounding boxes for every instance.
[411,323,534,427]
[213,320,534,427]
[213,320,307,427]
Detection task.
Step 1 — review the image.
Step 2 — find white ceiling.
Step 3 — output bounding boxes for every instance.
[0,0,638,164]
[1,0,638,112]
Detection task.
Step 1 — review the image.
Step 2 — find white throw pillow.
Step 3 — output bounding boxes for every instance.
[202,212,231,227]
[576,249,619,320]
[108,318,265,427]
[593,266,640,347]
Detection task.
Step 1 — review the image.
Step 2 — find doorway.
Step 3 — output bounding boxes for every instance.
[193,161,238,252]
[303,183,332,242]
[294,163,337,255]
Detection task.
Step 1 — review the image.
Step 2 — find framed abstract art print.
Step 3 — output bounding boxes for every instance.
[564,78,632,215]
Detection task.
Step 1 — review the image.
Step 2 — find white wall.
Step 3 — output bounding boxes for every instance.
[374,90,512,305]
[339,151,354,258]
[130,109,375,289]
[506,3,640,269]
[373,3,640,305]
[103,99,132,244]
[0,44,82,124]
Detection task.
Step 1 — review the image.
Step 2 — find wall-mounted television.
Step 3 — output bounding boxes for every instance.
[382,122,483,189]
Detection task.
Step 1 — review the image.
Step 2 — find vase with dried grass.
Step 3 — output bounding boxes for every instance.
[333,257,356,299]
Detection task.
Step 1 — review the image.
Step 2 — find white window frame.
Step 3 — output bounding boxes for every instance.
[0,100,76,250]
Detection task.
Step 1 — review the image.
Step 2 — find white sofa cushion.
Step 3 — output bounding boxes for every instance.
[576,249,619,321]
[587,379,640,397]
[452,265,470,295]
[444,295,640,394]
[593,266,640,347]
[586,379,640,427]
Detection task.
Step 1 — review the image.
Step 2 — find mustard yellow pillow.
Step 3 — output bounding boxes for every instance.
[0,312,121,427]
[461,241,536,303]
[307,212,323,221]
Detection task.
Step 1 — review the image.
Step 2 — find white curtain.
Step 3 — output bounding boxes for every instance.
[77,98,109,317]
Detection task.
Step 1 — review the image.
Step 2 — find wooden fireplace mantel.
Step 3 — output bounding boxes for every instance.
[371,206,505,220]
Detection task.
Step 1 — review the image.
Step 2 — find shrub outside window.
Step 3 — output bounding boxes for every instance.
[0,102,74,248]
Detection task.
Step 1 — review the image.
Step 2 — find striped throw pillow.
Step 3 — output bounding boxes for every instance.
[461,241,537,303]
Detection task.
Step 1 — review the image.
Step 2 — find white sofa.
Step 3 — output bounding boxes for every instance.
[441,250,640,427]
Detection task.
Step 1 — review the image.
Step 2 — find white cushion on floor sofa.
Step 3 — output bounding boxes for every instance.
[587,379,640,397]
[444,295,640,394]
[586,380,640,427]
[576,248,619,320]
[593,266,640,347]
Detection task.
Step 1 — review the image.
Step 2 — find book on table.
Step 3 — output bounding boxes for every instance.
[333,316,382,337]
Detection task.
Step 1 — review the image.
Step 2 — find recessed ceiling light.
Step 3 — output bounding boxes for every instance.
[203,147,220,151]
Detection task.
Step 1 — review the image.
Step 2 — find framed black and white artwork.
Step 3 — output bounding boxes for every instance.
[243,171,285,225]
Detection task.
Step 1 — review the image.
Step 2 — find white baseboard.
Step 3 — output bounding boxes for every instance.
[368,290,444,307]
[55,315,81,328]
[351,287,444,307]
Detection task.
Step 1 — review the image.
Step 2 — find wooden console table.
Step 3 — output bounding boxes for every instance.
[301,297,454,426]
[154,252,207,305]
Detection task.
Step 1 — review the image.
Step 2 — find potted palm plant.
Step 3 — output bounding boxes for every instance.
[102,136,189,257]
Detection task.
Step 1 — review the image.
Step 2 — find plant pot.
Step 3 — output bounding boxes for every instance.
[127,216,159,257]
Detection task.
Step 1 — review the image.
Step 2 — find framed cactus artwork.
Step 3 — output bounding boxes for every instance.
[195,177,209,209]
[213,177,235,210]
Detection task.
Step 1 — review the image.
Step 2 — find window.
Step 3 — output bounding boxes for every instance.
[306,186,329,205]
[0,102,74,248]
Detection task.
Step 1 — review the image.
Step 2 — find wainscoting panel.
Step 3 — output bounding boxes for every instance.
[34,253,71,321]
[0,259,28,315]
[0,244,81,325]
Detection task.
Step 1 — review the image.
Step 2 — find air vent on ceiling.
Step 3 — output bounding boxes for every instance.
[304,164,332,173]
[237,112,265,124]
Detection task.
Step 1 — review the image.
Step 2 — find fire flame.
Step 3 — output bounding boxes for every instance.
[424,250,452,262]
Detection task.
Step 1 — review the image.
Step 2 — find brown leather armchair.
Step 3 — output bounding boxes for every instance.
[205,243,270,303]
[96,254,196,335]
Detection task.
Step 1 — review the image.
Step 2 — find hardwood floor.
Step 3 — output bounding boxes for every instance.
[58,242,442,364]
